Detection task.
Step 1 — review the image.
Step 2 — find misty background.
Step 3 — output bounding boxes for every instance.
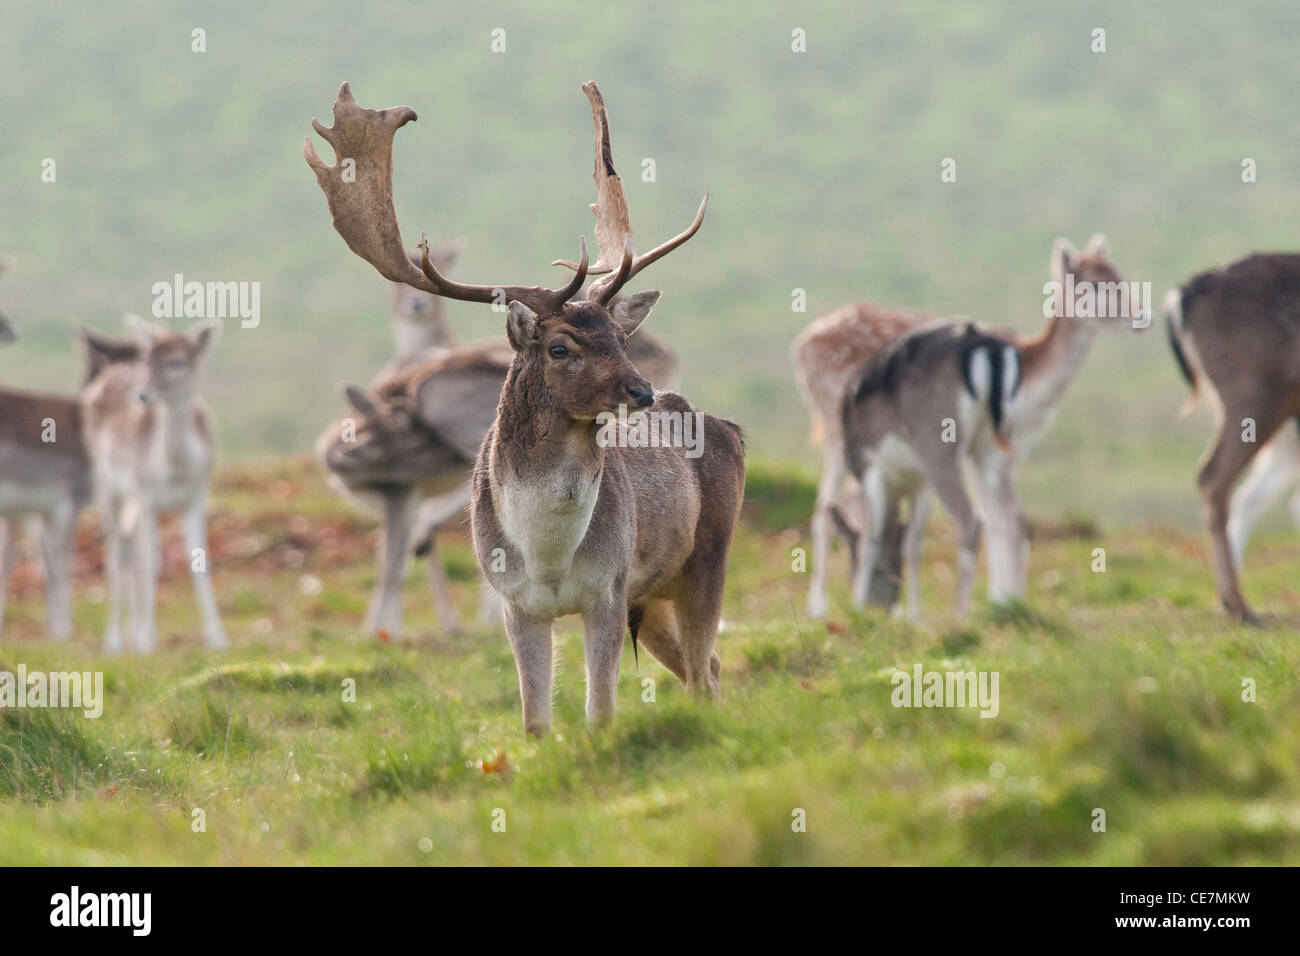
[2,0,1298,528]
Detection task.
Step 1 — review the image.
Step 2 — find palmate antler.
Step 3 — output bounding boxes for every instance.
[304,82,587,314]
[552,82,709,305]
[305,81,704,314]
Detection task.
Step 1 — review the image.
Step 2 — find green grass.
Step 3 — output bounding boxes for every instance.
[1,459,1298,865]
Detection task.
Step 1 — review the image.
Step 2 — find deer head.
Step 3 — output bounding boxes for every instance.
[1050,233,1142,328]
[305,81,706,422]
[124,314,221,404]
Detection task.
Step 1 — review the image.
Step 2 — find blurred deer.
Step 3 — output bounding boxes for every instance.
[306,81,744,734]
[81,316,226,652]
[0,254,17,345]
[318,340,512,637]
[0,329,137,639]
[1165,253,1300,623]
[797,235,1139,617]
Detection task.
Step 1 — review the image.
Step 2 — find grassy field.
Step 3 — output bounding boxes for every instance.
[1,458,1298,866]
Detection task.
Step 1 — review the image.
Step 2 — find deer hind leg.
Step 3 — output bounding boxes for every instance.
[974,452,1026,603]
[808,442,846,619]
[1199,412,1280,623]
[414,484,472,633]
[503,604,554,737]
[100,496,125,654]
[183,494,228,650]
[365,488,415,637]
[420,534,463,634]
[630,598,688,684]
[673,542,731,700]
[922,461,981,616]
[903,485,933,620]
[850,467,886,609]
[128,501,159,653]
[1227,421,1300,569]
[41,503,76,642]
[868,496,906,610]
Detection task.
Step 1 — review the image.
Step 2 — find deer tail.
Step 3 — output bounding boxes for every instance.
[1164,287,1199,417]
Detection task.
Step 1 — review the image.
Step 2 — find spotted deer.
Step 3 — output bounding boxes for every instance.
[796,234,1138,617]
[81,315,227,652]
[306,81,745,734]
[1165,253,1300,623]
[0,329,137,639]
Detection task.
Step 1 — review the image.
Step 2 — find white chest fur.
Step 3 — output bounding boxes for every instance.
[497,466,601,592]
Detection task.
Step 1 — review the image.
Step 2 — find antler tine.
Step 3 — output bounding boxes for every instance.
[419,234,588,314]
[562,82,710,303]
[593,235,634,305]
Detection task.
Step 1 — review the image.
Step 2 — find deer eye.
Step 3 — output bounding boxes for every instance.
[548,343,569,359]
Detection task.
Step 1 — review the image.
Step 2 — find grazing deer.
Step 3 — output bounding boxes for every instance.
[306,81,745,734]
[1165,253,1300,623]
[0,329,138,639]
[317,340,512,636]
[797,234,1138,617]
[80,315,227,652]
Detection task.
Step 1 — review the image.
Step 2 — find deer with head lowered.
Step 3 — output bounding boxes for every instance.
[80,315,227,652]
[1165,253,1300,624]
[796,235,1139,617]
[306,81,745,734]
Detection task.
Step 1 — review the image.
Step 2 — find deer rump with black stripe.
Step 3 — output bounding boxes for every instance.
[839,322,1022,616]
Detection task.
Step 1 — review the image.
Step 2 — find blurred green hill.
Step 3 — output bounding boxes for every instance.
[3,0,1299,528]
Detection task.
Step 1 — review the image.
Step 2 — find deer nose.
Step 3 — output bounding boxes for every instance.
[627,383,654,408]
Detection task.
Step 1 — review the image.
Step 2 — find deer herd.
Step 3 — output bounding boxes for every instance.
[0,81,1298,734]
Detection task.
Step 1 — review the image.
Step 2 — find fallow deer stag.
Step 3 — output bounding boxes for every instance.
[81,315,227,652]
[1165,253,1300,623]
[0,329,137,638]
[797,235,1139,617]
[306,81,744,734]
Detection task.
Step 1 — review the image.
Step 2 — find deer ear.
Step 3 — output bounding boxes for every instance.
[611,290,661,337]
[343,384,382,418]
[506,301,538,351]
[1050,238,1079,283]
[1083,233,1109,259]
[192,318,222,357]
[124,312,166,349]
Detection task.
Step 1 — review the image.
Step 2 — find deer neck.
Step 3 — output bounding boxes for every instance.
[393,312,454,358]
[155,392,204,472]
[490,359,605,583]
[1015,311,1098,427]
